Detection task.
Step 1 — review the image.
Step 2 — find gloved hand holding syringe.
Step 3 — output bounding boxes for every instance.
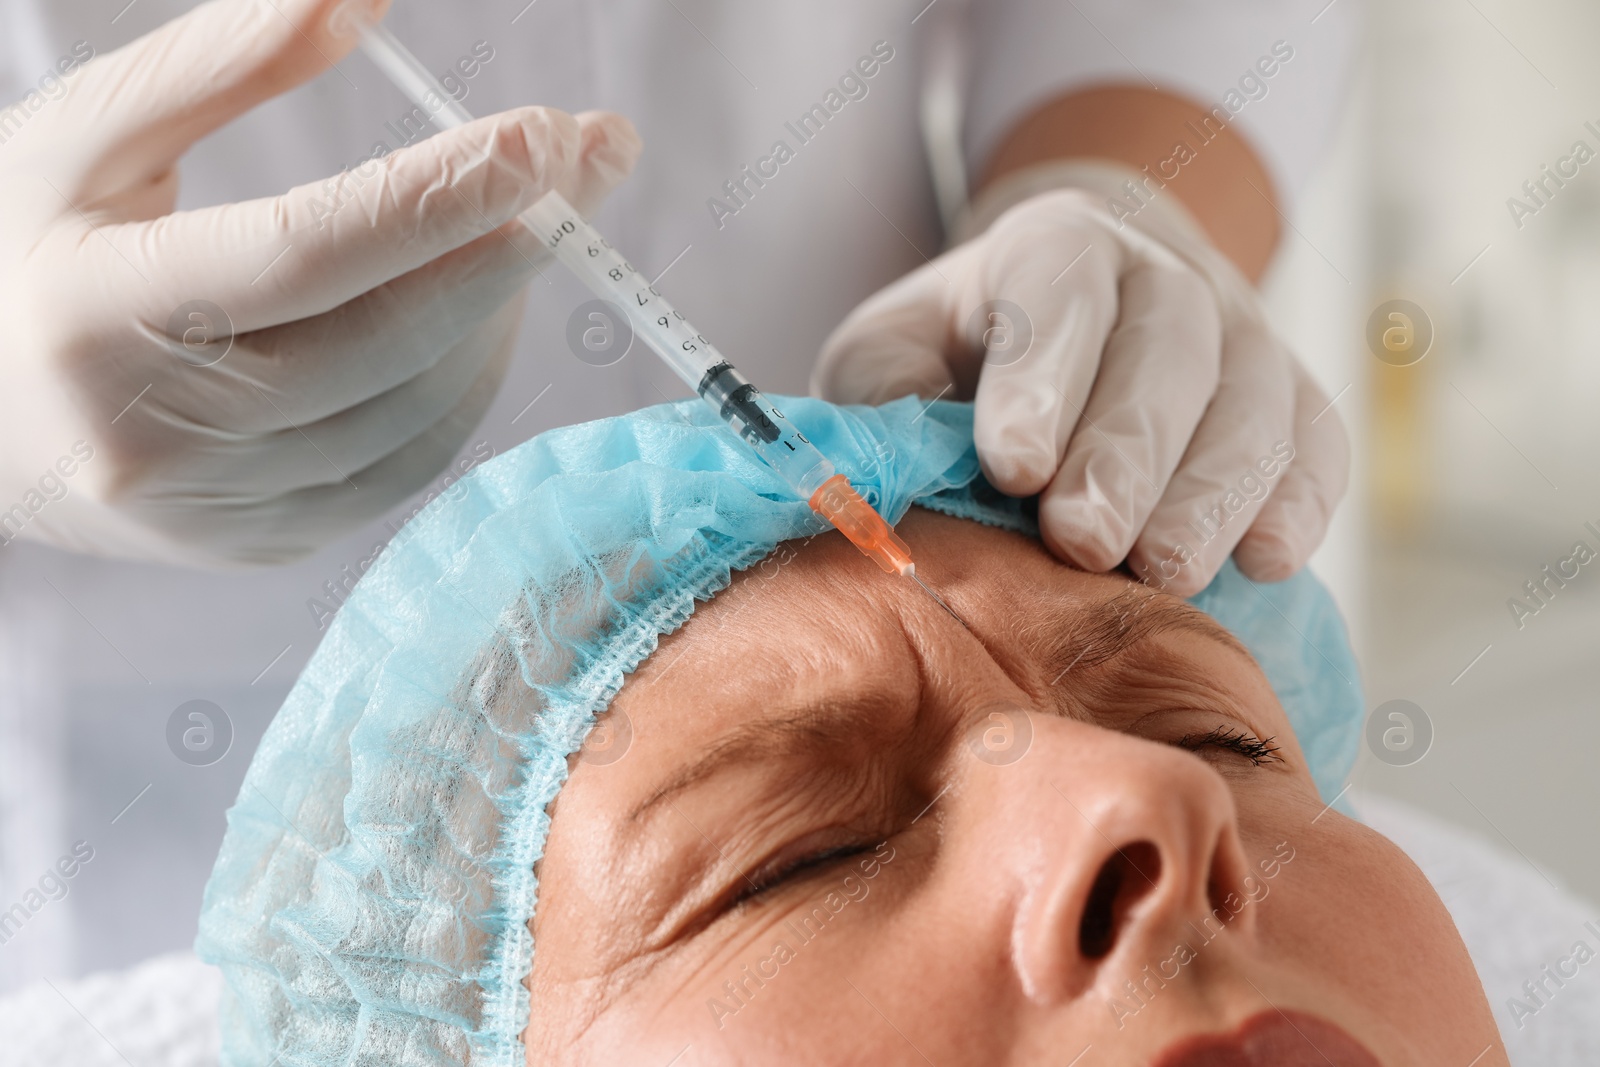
[353,17,966,623]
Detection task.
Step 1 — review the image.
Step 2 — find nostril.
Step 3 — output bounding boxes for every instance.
[1078,842,1162,959]
[1078,860,1121,959]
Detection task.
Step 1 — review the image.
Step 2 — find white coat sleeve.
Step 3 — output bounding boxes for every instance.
[961,0,1362,212]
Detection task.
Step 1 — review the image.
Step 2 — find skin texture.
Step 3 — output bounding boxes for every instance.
[526,509,1507,1065]
[980,85,1282,282]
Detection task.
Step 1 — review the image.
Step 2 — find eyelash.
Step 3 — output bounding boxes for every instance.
[732,842,876,908]
[1176,726,1283,766]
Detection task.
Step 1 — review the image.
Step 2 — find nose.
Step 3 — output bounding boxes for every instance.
[994,716,1256,1005]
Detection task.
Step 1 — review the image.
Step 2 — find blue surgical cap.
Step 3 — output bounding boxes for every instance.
[196,396,1362,1067]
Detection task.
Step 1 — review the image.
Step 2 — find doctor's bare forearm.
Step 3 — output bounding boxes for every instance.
[979,85,1281,283]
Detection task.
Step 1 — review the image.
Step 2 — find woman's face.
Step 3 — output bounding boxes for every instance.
[526,509,1504,1065]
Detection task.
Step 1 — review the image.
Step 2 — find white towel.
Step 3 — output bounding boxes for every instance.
[0,951,219,1066]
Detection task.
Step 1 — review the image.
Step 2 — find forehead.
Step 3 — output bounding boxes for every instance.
[616,510,1085,718]
[601,507,1249,758]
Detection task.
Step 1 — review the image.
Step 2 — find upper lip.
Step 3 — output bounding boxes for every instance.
[1152,1010,1383,1067]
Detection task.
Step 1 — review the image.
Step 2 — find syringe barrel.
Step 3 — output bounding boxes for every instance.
[356,22,835,501]
[522,195,834,498]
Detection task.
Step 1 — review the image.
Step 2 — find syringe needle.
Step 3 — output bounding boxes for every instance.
[910,571,969,631]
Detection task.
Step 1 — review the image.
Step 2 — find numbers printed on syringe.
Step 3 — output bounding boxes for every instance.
[555,221,704,353]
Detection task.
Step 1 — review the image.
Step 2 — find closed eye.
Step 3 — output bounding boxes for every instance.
[1176,726,1283,766]
[728,841,878,910]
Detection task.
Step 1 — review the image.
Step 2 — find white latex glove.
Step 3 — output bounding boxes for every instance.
[814,160,1348,596]
[0,0,641,566]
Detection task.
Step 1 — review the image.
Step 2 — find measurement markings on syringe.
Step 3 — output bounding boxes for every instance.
[543,215,806,451]
[547,221,710,365]
[534,199,820,488]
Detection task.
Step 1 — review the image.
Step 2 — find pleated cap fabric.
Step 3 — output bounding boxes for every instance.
[195,396,1361,1066]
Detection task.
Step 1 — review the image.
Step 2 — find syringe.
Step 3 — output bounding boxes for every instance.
[352,21,964,624]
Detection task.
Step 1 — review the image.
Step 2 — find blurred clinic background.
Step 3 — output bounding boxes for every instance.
[1,0,1597,1028]
[1269,0,1600,919]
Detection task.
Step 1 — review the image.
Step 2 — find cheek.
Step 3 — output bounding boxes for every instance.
[579,882,1016,1064]
[1249,818,1499,1058]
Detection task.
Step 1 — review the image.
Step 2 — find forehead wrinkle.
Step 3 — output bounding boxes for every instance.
[621,580,922,828]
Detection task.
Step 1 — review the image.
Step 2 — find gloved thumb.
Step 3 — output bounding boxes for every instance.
[48,0,387,202]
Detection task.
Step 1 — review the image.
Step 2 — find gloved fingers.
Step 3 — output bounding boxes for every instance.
[969,203,1123,496]
[147,334,512,566]
[190,110,639,423]
[555,111,644,219]
[53,0,385,200]
[175,206,546,427]
[155,301,520,499]
[1035,248,1222,571]
[1233,361,1351,583]
[1125,321,1296,597]
[812,250,968,405]
[125,105,585,333]
[252,337,512,563]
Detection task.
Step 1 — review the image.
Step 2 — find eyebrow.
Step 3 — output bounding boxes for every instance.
[1031,585,1253,686]
[624,693,903,825]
